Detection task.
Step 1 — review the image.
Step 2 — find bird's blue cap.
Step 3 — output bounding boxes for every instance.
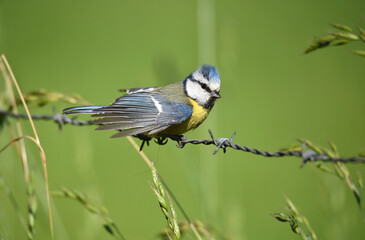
[199,65,220,85]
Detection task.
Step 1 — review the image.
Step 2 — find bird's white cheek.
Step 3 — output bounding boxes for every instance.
[185,80,210,105]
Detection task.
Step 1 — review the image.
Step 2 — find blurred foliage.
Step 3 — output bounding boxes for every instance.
[0,174,30,237]
[52,186,125,240]
[281,139,365,221]
[11,89,89,110]
[160,220,224,240]
[271,198,317,240]
[305,23,365,56]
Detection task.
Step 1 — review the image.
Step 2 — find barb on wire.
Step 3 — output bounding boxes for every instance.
[0,109,93,130]
[166,130,365,164]
[2,109,365,165]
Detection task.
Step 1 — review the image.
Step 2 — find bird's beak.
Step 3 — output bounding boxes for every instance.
[212,91,221,99]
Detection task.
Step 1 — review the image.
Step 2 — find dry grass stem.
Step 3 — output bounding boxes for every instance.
[0,54,53,238]
[126,136,203,240]
[126,136,152,168]
[0,59,29,183]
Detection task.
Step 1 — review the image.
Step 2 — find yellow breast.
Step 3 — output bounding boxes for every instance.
[160,98,211,135]
[185,98,210,130]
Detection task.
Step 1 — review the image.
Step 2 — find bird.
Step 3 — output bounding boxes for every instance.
[63,65,221,149]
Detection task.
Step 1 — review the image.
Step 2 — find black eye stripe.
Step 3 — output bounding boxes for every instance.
[190,78,212,93]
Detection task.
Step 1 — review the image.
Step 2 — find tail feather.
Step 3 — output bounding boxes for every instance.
[63,106,106,115]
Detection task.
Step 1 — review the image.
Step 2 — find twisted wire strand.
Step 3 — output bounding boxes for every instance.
[171,131,365,164]
[0,109,93,127]
[2,109,365,164]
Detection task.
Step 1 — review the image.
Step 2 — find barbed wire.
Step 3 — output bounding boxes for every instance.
[167,131,365,165]
[0,109,92,128]
[1,109,365,165]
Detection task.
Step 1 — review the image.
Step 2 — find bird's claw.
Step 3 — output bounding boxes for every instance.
[157,134,186,148]
[154,137,168,145]
[176,136,187,148]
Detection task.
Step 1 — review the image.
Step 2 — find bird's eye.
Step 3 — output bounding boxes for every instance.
[201,83,208,90]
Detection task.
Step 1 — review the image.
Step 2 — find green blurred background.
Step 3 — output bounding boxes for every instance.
[1,0,365,239]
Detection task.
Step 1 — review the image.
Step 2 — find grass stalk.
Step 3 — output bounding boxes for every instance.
[126,136,203,240]
[151,163,180,239]
[52,186,126,240]
[0,54,53,239]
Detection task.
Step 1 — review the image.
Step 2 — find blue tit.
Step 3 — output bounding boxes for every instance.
[63,65,221,143]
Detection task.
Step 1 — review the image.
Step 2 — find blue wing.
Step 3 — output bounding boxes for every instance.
[81,92,192,138]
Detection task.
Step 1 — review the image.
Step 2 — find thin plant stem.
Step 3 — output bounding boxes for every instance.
[0,55,54,239]
[0,60,29,183]
[125,136,203,240]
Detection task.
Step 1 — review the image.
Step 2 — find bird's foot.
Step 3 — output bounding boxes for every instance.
[134,134,152,151]
[154,137,168,145]
[157,134,186,148]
